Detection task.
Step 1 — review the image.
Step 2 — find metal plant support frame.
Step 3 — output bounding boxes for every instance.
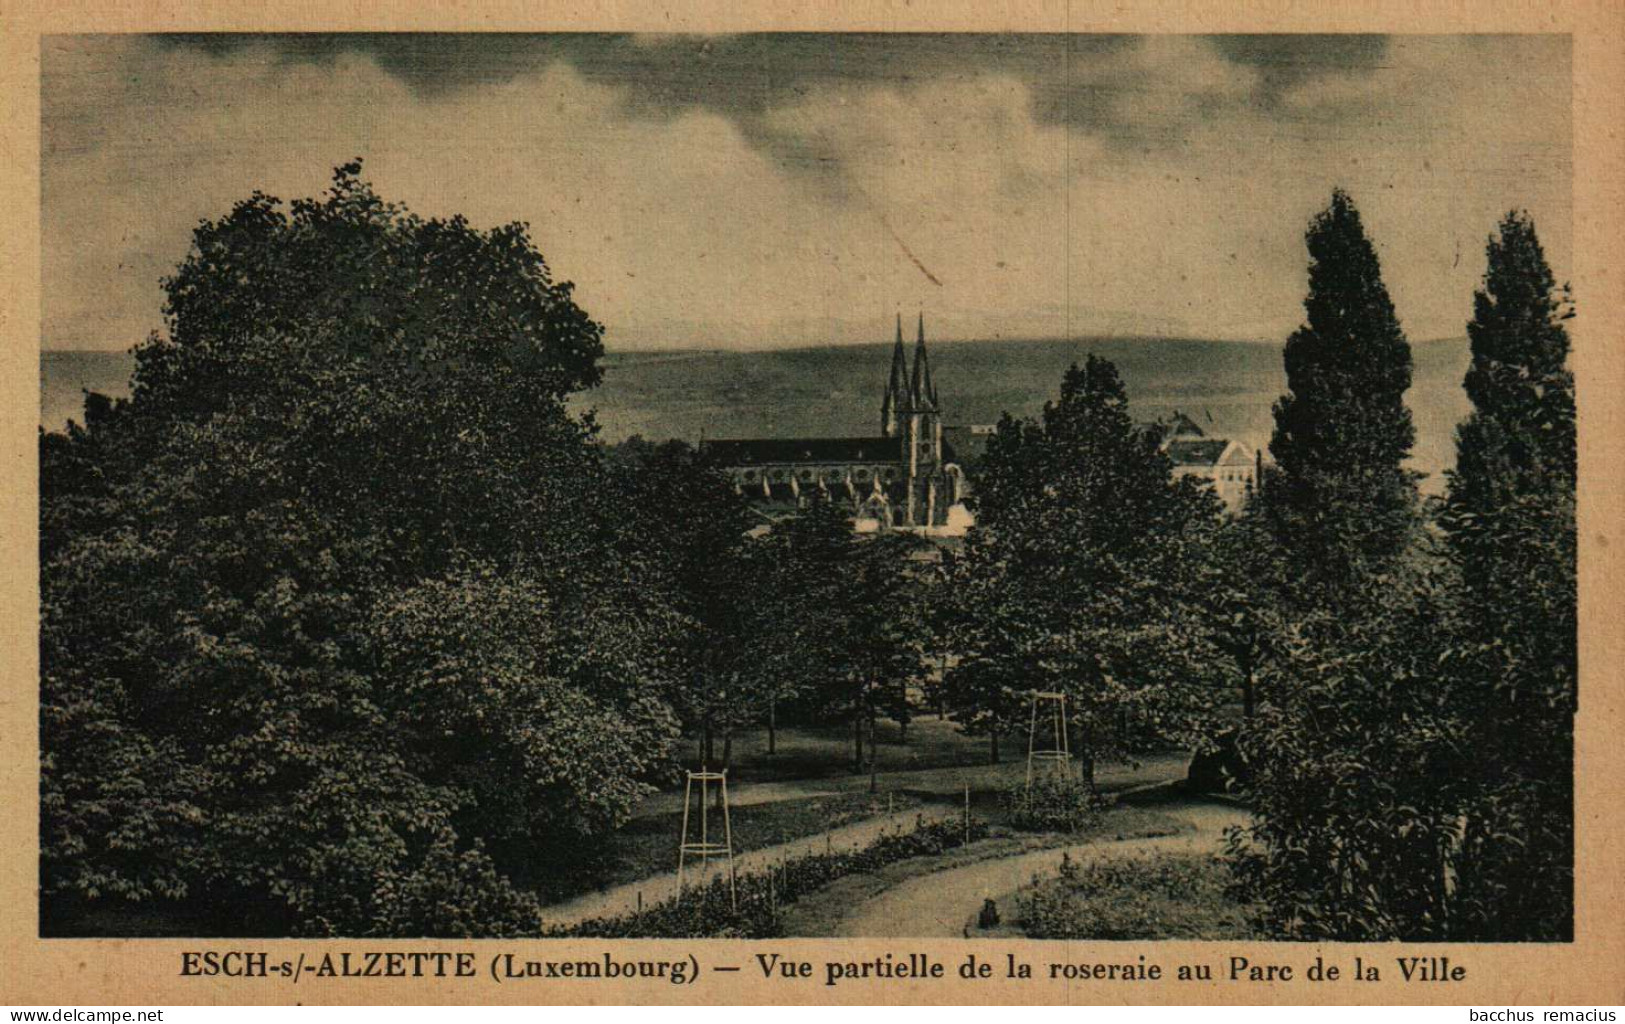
[1025,690,1071,790]
[677,769,737,909]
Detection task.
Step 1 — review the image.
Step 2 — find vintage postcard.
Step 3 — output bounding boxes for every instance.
[3,0,1623,1007]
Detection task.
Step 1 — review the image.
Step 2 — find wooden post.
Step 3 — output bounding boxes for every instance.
[678,773,693,889]
[867,705,878,794]
[721,771,737,911]
[963,783,970,843]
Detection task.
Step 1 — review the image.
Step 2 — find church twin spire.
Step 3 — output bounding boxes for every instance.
[881,312,936,436]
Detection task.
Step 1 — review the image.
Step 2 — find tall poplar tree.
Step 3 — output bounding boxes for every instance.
[1266,189,1419,587]
[1442,211,1575,940]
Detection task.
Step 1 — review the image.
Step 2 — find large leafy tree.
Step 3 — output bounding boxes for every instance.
[1265,189,1420,588]
[944,357,1225,787]
[933,530,1034,765]
[602,438,758,766]
[762,501,927,784]
[1441,211,1576,940]
[1199,501,1291,721]
[41,164,682,936]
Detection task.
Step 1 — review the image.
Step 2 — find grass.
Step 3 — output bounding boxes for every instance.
[678,717,1196,795]
[1016,849,1264,940]
[528,720,1197,907]
[698,715,1006,785]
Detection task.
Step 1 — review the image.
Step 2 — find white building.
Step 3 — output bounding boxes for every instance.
[1159,412,1259,513]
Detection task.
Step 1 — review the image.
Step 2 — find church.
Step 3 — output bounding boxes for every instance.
[702,316,972,534]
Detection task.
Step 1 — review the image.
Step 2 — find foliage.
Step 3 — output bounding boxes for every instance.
[364,569,681,849]
[1002,772,1107,833]
[555,816,990,938]
[1440,211,1575,940]
[930,536,1030,759]
[40,163,681,935]
[1231,210,1576,943]
[1197,499,1294,719]
[1263,189,1420,589]
[1226,551,1477,940]
[754,500,930,764]
[601,437,759,756]
[941,356,1227,783]
[134,159,601,427]
[1020,850,1262,940]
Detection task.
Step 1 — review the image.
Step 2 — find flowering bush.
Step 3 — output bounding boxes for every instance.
[1003,773,1107,833]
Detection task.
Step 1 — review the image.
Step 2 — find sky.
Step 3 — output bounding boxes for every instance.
[41,33,1571,352]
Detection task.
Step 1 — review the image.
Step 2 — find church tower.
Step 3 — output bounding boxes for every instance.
[902,313,943,527]
[880,314,908,437]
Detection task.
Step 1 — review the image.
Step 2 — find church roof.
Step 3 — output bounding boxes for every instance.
[1165,438,1231,466]
[1163,411,1206,438]
[702,436,901,465]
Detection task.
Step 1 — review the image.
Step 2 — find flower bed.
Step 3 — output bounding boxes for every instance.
[552,816,990,938]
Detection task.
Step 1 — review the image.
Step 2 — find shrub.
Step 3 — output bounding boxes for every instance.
[1003,772,1108,833]
[1019,851,1261,939]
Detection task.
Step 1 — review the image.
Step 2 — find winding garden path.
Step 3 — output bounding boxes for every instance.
[828,799,1250,938]
[537,752,1195,931]
[536,805,957,929]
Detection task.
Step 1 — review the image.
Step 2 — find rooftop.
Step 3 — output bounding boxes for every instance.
[1165,438,1232,466]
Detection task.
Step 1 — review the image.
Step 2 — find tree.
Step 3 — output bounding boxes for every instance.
[1200,502,1289,720]
[944,357,1225,788]
[602,438,757,767]
[40,163,680,936]
[933,535,1030,764]
[842,530,930,791]
[1230,211,1577,942]
[1440,211,1575,940]
[1265,189,1420,588]
[136,160,602,427]
[751,500,927,786]
[1228,548,1477,940]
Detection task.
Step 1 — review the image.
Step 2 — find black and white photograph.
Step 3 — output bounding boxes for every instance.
[35,29,1581,955]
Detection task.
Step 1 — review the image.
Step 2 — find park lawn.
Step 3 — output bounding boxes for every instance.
[700,715,1003,784]
[1016,849,1265,940]
[686,715,1199,789]
[523,790,924,905]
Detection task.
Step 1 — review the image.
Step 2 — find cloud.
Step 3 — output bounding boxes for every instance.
[42,34,1571,352]
[1209,34,1389,105]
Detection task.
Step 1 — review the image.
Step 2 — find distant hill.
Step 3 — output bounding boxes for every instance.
[569,336,1470,491]
[41,335,1472,490]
